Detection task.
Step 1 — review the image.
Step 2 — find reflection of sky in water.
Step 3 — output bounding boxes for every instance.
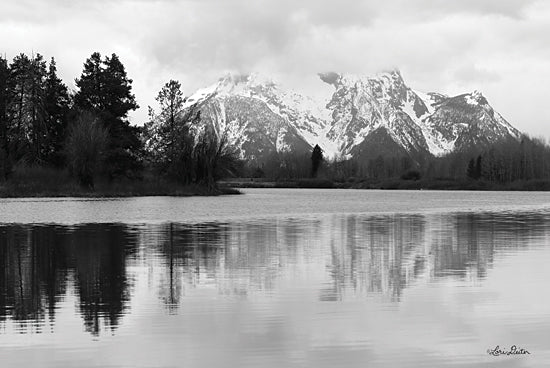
[1,188,550,224]
[0,193,549,367]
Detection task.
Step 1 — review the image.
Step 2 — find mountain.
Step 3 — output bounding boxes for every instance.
[183,70,521,164]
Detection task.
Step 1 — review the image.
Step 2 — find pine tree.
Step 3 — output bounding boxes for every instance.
[0,56,9,180]
[43,57,70,166]
[144,80,193,183]
[6,53,48,164]
[475,155,482,180]
[74,52,103,112]
[102,54,138,119]
[7,53,33,160]
[27,53,48,163]
[74,52,142,179]
[156,80,185,127]
[311,144,323,178]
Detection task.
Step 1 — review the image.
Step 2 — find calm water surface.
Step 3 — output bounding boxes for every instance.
[1,189,550,367]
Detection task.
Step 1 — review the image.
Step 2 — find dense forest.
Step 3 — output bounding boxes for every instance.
[1,51,550,196]
[0,52,239,196]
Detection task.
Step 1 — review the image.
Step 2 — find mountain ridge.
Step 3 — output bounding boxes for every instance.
[183,70,521,164]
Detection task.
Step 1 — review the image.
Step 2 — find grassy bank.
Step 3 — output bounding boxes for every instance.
[0,166,240,198]
[221,177,550,191]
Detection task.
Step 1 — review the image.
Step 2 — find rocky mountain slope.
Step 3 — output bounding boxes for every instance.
[183,70,521,164]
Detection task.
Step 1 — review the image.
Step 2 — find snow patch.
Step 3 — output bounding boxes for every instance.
[183,82,219,108]
[276,126,290,152]
[413,90,438,116]
[465,90,483,106]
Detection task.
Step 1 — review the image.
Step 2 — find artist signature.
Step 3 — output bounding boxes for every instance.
[487,345,530,356]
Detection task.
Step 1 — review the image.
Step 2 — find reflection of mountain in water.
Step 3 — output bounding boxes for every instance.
[0,210,549,335]
[323,212,548,301]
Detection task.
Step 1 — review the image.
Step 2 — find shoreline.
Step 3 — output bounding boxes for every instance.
[220,178,550,191]
[3,178,550,198]
[0,183,241,199]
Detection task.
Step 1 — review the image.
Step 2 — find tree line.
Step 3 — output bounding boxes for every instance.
[244,135,550,185]
[0,52,236,190]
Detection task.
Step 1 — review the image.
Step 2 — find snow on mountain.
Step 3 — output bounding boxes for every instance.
[184,70,521,163]
[184,74,313,162]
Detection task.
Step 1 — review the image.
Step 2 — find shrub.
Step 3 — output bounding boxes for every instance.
[65,112,108,189]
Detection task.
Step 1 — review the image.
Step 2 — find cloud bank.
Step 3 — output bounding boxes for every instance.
[1,0,549,137]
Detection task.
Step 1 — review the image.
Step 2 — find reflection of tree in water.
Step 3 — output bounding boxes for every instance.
[322,214,426,302]
[153,211,550,307]
[431,213,491,279]
[155,223,227,312]
[0,224,137,336]
[432,211,549,278]
[154,218,323,307]
[1,210,549,334]
[161,224,181,312]
[0,226,68,331]
[68,224,137,335]
[155,221,280,306]
[324,211,550,301]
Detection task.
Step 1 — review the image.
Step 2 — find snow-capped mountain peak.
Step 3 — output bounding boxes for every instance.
[184,70,521,163]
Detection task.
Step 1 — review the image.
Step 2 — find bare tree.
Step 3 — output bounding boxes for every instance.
[65,112,108,189]
[193,115,237,189]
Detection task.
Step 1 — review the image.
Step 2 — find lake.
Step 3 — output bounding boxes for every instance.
[0,189,549,367]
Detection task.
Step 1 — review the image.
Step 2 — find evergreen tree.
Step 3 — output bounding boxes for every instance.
[6,53,49,164]
[144,80,193,183]
[102,54,138,119]
[73,52,103,111]
[74,52,142,179]
[7,53,33,160]
[475,155,482,179]
[43,57,70,166]
[156,80,185,127]
[0,56,9,180]
[311,144,323,178]
[27,54,48,163]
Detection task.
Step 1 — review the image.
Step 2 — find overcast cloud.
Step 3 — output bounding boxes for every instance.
[1,0,549,138]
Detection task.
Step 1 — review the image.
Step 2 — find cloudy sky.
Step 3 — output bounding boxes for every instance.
[1,0,550,138]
